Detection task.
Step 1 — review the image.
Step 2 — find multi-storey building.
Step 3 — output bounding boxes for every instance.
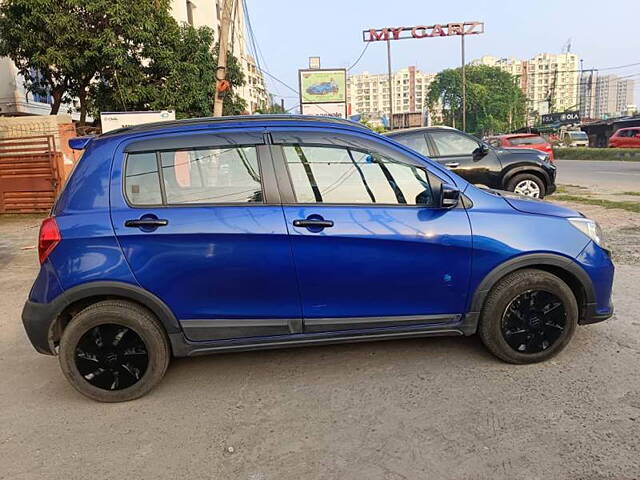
[0,0,269,117]
[579,73,636,119]
[347,66,435,122]
[472,53,580,116]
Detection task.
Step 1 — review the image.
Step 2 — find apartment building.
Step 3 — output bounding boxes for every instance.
[472,53,580,115]
[347,66,435,121]
[579,73,636,119]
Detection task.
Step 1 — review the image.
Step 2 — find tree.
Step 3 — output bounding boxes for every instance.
[0,0,177,124]
[427,65,527,136]
[93,25,247,119]
[0,0,246,124]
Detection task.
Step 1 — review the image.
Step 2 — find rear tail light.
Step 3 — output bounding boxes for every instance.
[38,217,61,264]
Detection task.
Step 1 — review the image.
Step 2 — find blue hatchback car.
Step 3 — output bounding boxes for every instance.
[22,115,614,402]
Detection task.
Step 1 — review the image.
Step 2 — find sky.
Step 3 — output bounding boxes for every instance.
[244,0,640,111]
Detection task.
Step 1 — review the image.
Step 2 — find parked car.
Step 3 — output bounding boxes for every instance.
[387,126,556,198]
[608,127,640,148]
[485,133,555,161]
[561,130,589,147]
[23,115,613,402]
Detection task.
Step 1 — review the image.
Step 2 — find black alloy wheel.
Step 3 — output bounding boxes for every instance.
[501,290,566,354]
[74,323,149,391]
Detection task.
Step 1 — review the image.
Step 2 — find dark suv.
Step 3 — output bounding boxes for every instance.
[387,126,556,198]
[22,115,612,402]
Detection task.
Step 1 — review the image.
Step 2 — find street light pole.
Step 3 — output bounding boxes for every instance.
[387,38,393,130]
[461,33,466,132]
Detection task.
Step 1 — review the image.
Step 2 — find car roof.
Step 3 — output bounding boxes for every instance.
[492,133,541,138]
[99,114,370,138]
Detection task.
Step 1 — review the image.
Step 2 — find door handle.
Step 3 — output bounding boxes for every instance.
[125,218,169,228]
[293,219,334,228]
[445,162,460,168]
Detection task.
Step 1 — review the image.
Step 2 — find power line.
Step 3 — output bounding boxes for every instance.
[347,42,371,71]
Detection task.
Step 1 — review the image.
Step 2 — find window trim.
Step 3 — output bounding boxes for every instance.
[274,143,441,208]
[122,143,269,208]
[427,130,481,159]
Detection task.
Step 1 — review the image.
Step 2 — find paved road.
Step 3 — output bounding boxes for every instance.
[555,159,640,193]
[1,213,639,479]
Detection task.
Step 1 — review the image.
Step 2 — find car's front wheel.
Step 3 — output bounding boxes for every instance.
[59,300,170,402]
[478,269,578,364]
[507,173,546,198]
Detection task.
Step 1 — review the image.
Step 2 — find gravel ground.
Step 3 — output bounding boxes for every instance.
[0,205,639,480]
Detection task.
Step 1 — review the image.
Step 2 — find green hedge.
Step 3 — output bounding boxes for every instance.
[553,147,640,161]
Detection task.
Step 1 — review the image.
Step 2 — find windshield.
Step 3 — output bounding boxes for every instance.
[508,135,546,146]
[568,131,587,139]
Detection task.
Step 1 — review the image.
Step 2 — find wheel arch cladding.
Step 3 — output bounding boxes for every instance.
[50,282,180,351]
[502,166,549,189]
[468,253,595,328]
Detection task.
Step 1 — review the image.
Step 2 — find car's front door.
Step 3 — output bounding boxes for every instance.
[427,129,502,187]
[110,130,302,341]
[270,128,473,333]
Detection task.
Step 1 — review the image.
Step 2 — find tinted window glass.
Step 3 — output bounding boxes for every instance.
[508,135,546,146]
[430,131,479,156]
[125,152,163,205]
[160,146,262,204]
[392,133,429,156]
[283,145,432,206]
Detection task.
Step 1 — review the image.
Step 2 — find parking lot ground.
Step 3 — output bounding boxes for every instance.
[1,205,639,480]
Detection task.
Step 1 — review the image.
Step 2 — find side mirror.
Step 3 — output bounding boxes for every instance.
[472,144,489,160]
[440,184,460,209]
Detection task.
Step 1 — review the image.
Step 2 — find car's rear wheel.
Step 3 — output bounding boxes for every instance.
[507,173,546,198]
[59,300,170,402]
[478,269,578,364]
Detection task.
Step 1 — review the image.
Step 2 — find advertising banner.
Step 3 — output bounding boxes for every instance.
[299,69,347,104]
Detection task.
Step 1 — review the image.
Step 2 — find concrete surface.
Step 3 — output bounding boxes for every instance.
[555,160,640,193]
[1,209,639,480]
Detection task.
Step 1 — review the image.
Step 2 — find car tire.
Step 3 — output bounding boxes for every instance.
[506,173,546,198]
[478,269,578,364]
[59,300,170,402]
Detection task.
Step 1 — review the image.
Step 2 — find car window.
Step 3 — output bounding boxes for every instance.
[486,138,501,148]
[508,135,546,146]
[124,152,163,205]
[391,133,429,156]
[283,145,433,206]
[430,131,479,156]
[125,146,263,206]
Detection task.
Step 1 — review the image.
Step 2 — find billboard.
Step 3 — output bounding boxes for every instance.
[100,110,175,133]
[299,69,346,104]
[301,102,347,118]
[540,111,580,126]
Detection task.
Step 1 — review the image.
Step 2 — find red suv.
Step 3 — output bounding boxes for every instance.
[608,127,640,148]
[485,134,554,162]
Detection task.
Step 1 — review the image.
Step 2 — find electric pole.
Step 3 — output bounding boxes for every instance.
[213,0,234,117]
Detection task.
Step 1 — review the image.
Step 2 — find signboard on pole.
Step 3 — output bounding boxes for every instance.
[540,111,580,126]
[298,69,347,119]
[100,110,175,133]
[363,22,484,42]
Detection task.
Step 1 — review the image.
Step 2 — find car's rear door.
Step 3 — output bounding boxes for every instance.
[110,129,302,342]
[269,127,473,333]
